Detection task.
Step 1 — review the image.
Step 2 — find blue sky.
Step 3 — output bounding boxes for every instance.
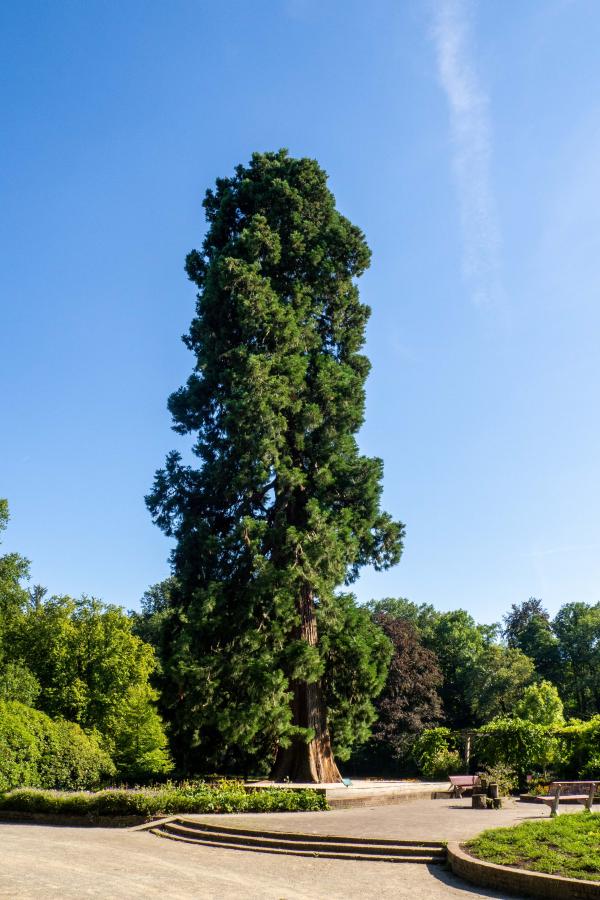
[2,0,600,623]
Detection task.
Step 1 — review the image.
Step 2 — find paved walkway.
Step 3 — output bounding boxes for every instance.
[188,795,563,842]
[0,798,572,899]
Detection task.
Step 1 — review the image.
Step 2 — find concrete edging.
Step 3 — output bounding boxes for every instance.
[327,789,438,809]
[0,810,148,828]
[447,842,600,899]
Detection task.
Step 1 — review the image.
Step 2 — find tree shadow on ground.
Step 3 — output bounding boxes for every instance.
[428,864,527,898]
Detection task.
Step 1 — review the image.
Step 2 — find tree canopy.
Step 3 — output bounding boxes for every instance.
[504,597,561,684]
[0,501,172,781]
[516,680,565,726]
[0,500,29,627]
[369,614,443,758]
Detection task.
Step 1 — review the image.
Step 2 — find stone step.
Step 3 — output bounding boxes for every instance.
[150,820,446,863]
[160,821,446,857]
[170,818,443,849]
[151,828,444,863]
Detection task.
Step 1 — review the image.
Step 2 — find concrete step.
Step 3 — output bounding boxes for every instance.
[170,818,443,849]
[150,819,446,864]
[159,821,446,857]
[151,828,443,863]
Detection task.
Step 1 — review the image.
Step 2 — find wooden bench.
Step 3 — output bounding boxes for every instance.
[540,781,599,816]
[449,775,480,798]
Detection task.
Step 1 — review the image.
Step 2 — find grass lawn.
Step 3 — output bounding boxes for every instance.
[465,812,600,882]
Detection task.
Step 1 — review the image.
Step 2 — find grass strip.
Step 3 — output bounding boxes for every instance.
[466,812,600,882]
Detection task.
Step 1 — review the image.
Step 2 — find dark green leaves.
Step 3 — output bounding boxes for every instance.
[147,151,404,772]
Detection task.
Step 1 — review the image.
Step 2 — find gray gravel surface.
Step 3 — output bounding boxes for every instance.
[0,810,532,899]
[4,797,569,899]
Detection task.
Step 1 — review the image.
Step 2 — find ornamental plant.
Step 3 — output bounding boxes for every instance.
[413,727,463,780]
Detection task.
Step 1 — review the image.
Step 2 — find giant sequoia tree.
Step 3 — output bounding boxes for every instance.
[147,151,403,782]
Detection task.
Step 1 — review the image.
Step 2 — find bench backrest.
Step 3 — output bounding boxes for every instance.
[449,775,477,787]
[550,781,598,796]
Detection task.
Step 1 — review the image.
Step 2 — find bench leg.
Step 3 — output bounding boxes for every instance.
[585,783,595,813]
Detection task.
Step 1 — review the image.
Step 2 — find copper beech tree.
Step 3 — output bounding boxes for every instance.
[147,151,403,782]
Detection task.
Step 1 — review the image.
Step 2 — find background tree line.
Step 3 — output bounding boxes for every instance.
[3,152,600,788]
[3,494,600,783]
[348,595,600,775]
[0,499,172,788]
[133,580,600,777]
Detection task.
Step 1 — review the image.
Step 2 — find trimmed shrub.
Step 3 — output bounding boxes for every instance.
[0,700,114,790]
[481,762,518,796]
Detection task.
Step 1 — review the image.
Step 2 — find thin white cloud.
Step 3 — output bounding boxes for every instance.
[432,0,502,305]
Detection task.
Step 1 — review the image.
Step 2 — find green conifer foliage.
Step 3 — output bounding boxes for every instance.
[147,151,404,781]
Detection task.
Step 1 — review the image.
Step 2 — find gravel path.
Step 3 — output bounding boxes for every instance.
[0,820,518,899]
[2,798,569,898]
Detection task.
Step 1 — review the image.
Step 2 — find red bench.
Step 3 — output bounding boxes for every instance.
[540,781,599,816]
[448,775,480,798]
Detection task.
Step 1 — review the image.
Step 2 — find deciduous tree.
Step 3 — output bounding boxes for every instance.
[503,598,561,684]
[367,614,443,761]
[468,645,535,723]
[5,595,172,778]
[516,679,565,726]
[552,602,600,718]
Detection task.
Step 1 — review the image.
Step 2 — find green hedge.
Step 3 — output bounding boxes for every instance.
[554,717,600,778]
[0,781,328,818]
[0,700,114,791]
[475,718,552,785]
[475,716,600,782]
[413,728,464,779]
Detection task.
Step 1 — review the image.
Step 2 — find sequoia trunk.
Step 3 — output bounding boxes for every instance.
[271,586,342,783]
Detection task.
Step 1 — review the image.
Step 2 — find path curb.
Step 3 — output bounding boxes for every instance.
[327,788,439,809]
[447,841,600,899]
[0,810,147,828]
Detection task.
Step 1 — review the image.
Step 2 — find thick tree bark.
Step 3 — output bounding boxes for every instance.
[271,586,342,783]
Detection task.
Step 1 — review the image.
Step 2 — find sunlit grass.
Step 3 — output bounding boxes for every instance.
[466,812,600,882]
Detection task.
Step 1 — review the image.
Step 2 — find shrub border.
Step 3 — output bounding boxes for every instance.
[447,842,600,899]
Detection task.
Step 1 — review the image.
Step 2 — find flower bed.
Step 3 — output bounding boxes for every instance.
[0,780,328,821]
